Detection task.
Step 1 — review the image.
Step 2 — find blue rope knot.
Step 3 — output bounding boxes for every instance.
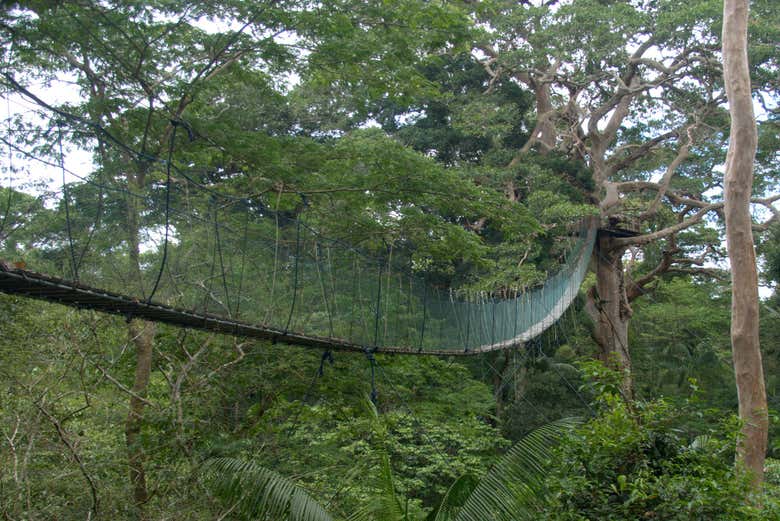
[318,350,334,377]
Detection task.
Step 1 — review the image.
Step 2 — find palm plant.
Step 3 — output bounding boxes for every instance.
[201,457,334,521]
[202,413,577,521]
[427,418,579,521]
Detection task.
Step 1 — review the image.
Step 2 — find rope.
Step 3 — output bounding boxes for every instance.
[73,137,105,275]
[201,201,220,314]
[418,283,427,352]
[57,122,79,281]
[373,256,383,348]
[284,217,302,334]
[213,205,232,315]
[282,349,335,443]
[364,347,378,405]
[315,243,335,338]
[0,94,14,240]
[233,206,250,318]
[147,121,177,303]
[318,350,334,377]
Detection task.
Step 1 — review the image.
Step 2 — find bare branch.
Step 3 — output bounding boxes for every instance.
[640,124,697,218]
[607,129,679,175]
[35,402,99,518]
[614,203,723,247]
[626,241,679,302]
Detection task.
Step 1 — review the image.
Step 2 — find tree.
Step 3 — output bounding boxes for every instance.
[722,0,768,487]
[449,0,780,397]
[1,2,303,516]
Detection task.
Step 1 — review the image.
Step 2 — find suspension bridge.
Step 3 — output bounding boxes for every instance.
[0,115,599,356]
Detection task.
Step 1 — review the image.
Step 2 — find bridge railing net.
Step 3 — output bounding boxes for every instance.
[0,141,596,354]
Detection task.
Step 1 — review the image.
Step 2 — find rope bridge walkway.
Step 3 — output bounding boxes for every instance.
[0,120,597,356]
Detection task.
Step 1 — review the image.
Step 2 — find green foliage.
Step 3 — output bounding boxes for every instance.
[2,1,779,519]
[629,277,734,407]
[539,377,780,520]
[244,355,507,513]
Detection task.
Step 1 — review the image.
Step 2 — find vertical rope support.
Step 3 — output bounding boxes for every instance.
[147,122,177,303]
[373,258,383,348]
[418,282,428,352]
[347,252,359,341]
[234,206,250,318]
[213,205,232,315]
[490,294,497,348]
[74,145,104,275]
[0,94,15,240]
[284,217,302,334]
[464,290,471,352]
[514,288,520,341]
[201,201,219,315]
[57,123,79,281]
[315,243,335,338]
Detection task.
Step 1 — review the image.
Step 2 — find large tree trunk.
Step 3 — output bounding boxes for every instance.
[585,232,633,399]
[534,83,556,153]
[125,319,155,519]
[722,0,768,487]
[124,167,155,518]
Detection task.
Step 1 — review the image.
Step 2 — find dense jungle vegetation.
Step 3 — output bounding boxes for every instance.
[1,1,779,519]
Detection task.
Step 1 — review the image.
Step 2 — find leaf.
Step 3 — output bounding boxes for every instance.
[453,418,581,521]
[201,457,334,521]
[347,452,406,521]
[426,473,480,521]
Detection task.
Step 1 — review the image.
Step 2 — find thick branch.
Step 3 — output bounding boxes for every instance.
[626,243,679,302]
[607,129,679,175]
[640,124,696,218]
[614,203,722,247]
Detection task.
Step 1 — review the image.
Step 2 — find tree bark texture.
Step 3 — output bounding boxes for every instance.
[125,319,155,518]
[124,165,155,518]
[586,232,634,400]
[534,83,556,152]
[722,0,768,487]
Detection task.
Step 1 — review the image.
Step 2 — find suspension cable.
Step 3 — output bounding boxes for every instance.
[147,121,177,303]
[284,216,302,334]
[57,122,79,281]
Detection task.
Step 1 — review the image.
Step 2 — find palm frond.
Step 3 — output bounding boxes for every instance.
[454,417,581,521]
[426,473,479,521]
[202,457,334,521]
[347,452,406,521]
[690,434,713,451]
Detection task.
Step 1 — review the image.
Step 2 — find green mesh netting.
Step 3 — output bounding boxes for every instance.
[0,122,597,354]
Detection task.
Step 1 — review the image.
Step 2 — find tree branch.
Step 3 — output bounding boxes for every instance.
[614,203,722,247]
[35,401,99,518]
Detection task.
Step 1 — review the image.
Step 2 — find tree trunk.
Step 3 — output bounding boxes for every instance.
[722,0,768,487]
[534,84,556,153]
[125,319,155,519]
[585,232,633,399]
[124,166,155,518]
